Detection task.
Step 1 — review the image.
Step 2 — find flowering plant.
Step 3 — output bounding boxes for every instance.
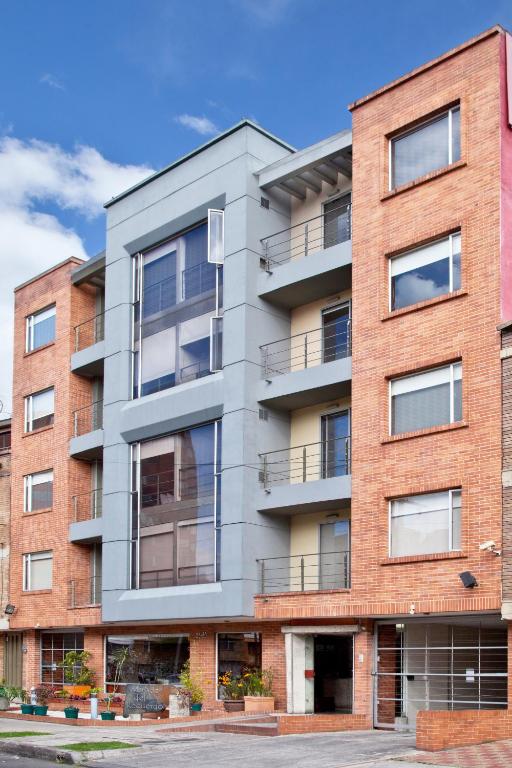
[241,668,273,697]
[218,670,244,700]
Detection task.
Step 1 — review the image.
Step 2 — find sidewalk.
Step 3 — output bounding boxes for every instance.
[412,741,512,768]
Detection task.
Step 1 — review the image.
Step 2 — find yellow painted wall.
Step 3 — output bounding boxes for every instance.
[288,399,351,483]
[289,509,351,590]
[289,294,351,370]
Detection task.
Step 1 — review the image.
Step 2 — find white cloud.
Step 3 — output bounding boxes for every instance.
[40,73,65,91]
[236,0,293,25]
[174,114,219,136]
[0,137,153,415]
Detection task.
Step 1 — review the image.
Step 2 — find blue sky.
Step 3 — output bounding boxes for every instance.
[0,0,510,413]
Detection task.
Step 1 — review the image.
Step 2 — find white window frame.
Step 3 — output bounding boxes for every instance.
[388,488,462,557]
[22,550,53,591]
[25,305,56,353]
[207,209,224,264]
[389,362,462,436]
[23,470,53,512]
[389,232,461,311]
[389,105,460,191]
[24,387,55,433]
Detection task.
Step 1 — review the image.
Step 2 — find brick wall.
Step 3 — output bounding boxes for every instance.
[416,709,512,751]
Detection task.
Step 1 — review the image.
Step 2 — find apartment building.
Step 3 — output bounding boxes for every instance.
[0,418,11,682]
[7,24,512,730]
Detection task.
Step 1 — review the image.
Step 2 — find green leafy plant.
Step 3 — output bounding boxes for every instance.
[178,660,203,705]
[218,670,244,700]
[242,668,273,697]
[104,646,130,711]
[58,651,95,686]
[0,685,23,703]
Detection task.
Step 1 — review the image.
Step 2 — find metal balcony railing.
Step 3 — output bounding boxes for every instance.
[69,576,102,608]
[72,488,102,522]
[73,400,103,437]
[261,200,351,270]
[260,319,351,378]
[257,550,350,593]
[259,436,351,488]
[182,261,216,300]
[74,312,105,352]
[139,466,215,507]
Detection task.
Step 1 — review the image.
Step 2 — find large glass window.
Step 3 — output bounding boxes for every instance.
[23,550,53,591]
[319,520,350,589]
[131,421,221,589]
[323,194,351,247]
[41,632,84,685]
[26,305,56,352]
[24,388,54,432]
[321,411,350,478]
[390,106,460,189]
[217,633,262,699]
[24,470,53,512]
[133,218,224,398]
[105,635,189,686]
[390,489,461,557]
[390,232,461,311]
[390,362,461,435]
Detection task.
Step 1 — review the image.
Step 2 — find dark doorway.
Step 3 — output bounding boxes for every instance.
[314,635,353,713]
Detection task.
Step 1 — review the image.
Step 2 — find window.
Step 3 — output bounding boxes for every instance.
[322,302,351,362]
[390,106,460,189]
[24,470,53,512]
[23,550,53,591]
[390,489,461,557]
[41,632,84,685]
[321,411,350,478]
[131,421,221,589]
[24,388,54,432]
[217,633,261,699]
[390,232,461,311]
[323,194,351,247]
[390,362,461,435]
[105,635,189,686]
[26,305,56,352]
[319,520,350,589]
[132,216,224,398]
[0,431,10,452]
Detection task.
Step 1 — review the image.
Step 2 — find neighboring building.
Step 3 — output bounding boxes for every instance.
[8,24,512,729]
[0,418,11,681]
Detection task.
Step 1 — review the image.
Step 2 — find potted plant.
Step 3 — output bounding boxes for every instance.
[0,684,23,712]
[179,661,203,713]
[20,689,34,716]
[218,671,245,712]
[33,685,51,716]
[59,650,95,698]
[242,669,274,713]
[101,646,129,720]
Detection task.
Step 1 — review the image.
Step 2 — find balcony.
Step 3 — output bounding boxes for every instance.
[68,576,102,608]
[257,550,350,594]
[257,437,351,514]
[258,320,351,409]
[258,202,352,308]
[69,489,103,543]
[71,313,105,377]
[69,401,103,460]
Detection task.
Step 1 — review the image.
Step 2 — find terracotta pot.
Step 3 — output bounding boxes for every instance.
[223,700,245,712]
[243,696,274,713]
[64,685,91,698]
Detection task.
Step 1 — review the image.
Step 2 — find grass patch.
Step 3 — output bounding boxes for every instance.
[59,741,138,752]
[0,732,51,738]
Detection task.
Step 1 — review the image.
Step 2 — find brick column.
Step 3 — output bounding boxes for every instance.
[261,625,286,710]
[353,623,374,720]
[84,629,105,689]
[22,630,40,691]
[189,629,216,707]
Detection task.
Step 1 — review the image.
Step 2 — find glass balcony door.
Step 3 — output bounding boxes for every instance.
[319,520,350,590]
[323,193,351,248]
[322,302,350,363]
[321,411,350,479]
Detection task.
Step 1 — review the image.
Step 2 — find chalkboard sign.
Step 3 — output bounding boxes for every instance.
[123,684,173,717]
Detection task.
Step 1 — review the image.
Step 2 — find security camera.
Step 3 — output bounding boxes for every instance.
[479,541,501,556]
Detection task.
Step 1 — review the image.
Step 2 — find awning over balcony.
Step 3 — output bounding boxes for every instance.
[257,129,352,200]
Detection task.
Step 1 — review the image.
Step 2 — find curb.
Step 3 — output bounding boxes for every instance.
[0,740,74,763]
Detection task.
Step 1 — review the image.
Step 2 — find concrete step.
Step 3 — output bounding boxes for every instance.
[214,718,279,737]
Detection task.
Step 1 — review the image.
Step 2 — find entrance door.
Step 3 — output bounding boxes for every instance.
[4,633,23,687]
[322,303,351,363]
[321,411,350,478]
[314,635,353,713]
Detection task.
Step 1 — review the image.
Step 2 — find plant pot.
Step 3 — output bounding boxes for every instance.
[64,685,91,698]
[20,704,35,715]
[64,706,79,719]
[243,696,274,713]
[33,705,48,716]
[190,702,203,712]
[0,696,9,711]
[100,711,115,720]
[223,700,244,712]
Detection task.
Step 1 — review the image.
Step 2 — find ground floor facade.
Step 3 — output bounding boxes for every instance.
[1,613,508,729]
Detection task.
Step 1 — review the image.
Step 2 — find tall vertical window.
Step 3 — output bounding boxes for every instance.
[24,470,53,512]
[24,388,55,432]
[390,362,461,435]
[323,194,351,247]
[132,214,224,398]
[23,551,53,591]
[217,633,261,699]
[26,305,56,352]
[131,421,221,589]
[390,232,461,310]
[319,520,350,589]
[390,489,461,557]
[390,106,460,189]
